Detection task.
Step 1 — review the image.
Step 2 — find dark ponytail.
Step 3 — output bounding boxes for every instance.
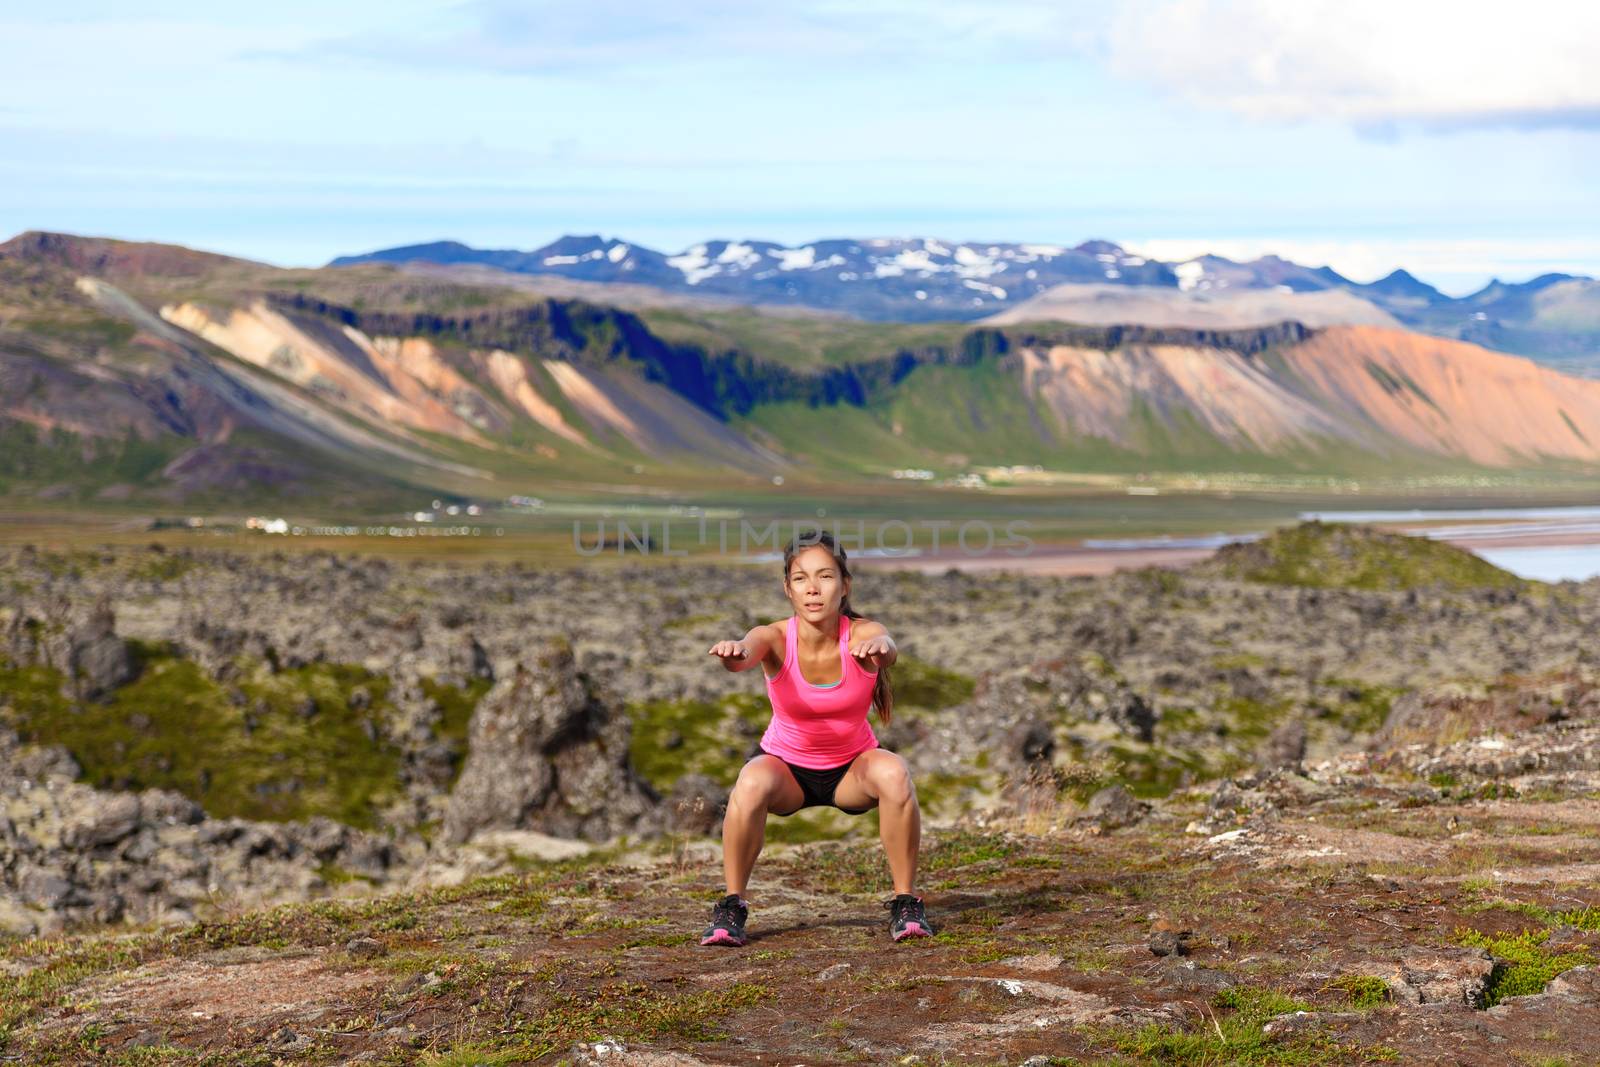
[782,529,894,726]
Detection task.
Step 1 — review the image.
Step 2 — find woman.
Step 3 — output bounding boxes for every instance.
[700,530,935,946]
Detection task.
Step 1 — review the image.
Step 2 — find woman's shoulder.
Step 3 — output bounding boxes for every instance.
[847,616,887,639]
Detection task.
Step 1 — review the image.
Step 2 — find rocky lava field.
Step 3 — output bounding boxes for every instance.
[3,523,1600,1064]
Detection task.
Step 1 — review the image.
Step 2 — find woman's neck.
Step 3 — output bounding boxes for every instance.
[795,611,840,647]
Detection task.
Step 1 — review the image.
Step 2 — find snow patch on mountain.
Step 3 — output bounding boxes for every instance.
[964,279,1008,300]
[773,247,815,271]
[895,249,939,273]
[543,250,607,266]
[667,244,719,285]
[716,242,760,269]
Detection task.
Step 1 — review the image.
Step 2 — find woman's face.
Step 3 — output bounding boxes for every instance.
[785,545,848,620]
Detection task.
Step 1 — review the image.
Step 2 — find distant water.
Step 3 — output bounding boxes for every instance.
[1081,533,1262,550]
[756,507,1600,582]
[742,546,921,563]
[1303,504,1600,583]
[1299,506,1600,523]
[1084,505,1600,583]
[1473,546,1600,583]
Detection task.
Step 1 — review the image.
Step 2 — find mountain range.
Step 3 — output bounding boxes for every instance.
[333,236,1600,374]
[5,229,1600,507]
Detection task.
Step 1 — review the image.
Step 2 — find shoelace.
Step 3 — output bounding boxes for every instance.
[884,895,923,924]
[711,897,745,927]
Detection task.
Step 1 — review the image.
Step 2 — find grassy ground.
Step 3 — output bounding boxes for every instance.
[5,787,1600,1065]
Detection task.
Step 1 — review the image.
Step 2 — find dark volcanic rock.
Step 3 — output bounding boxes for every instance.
[1008,719,1056,765]
[459,633,494,681]
[1159,958,1235,992]
[1148,918,1192,957]
[0,723,411,936]
[1082,785,1150,830]
[61,793,142,848]
[441,638,655,844]
[13,743,82,783]
[68,598,135,700]
[912,652,1159,786]
[1388,947,1496,1009]
[1258,719,1308,771]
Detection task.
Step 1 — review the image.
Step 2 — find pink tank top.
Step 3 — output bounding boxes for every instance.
[760,613,879,769]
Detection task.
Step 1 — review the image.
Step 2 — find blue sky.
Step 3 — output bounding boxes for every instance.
[2,0,1597,294]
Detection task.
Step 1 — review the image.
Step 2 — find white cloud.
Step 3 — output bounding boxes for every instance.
[276,1,1600,135]
[1100,0,1600,131]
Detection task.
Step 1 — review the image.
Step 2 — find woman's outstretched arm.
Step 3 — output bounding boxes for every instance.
[847,619,897,670]
[708,622,780,673]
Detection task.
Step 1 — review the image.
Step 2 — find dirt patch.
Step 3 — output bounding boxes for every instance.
[1194,819,1452,869]
[94,952,384,1019]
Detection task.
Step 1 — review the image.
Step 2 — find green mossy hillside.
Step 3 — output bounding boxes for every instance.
[1202,520,1531,592]
[0,423,185,497]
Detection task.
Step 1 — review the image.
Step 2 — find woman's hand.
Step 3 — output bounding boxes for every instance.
[709,639,751,665]
[849,635,895,669]
[708,623,777,673]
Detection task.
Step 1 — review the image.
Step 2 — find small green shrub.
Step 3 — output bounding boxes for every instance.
[1323,974,1391,1009]
[1454,927,1594,1006]
[1097,984,1356,1065]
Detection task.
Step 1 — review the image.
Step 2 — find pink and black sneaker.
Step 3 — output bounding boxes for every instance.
[700,894,748,947]
[885,893,935,941]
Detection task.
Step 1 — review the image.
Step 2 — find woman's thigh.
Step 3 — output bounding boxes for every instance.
[832,749,911,813]
[733,754,805,816]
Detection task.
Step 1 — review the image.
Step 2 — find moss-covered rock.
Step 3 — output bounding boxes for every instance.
[0,658,73,723]
[1203,520,1530,592]
[890,654,977,710]
[421,674,495,784]
[626,693,767,793]
[1,646,406,829]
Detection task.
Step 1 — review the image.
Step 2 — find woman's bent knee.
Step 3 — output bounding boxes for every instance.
[873,765,915,806]
[730,764,786,813]
[727,782,769,814]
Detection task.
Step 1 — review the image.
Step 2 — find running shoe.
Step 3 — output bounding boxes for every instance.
[885,893,935,941]
[700,893,748,947]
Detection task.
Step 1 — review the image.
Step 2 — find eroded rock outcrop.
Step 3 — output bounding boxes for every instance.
[0,724,413,937]
[68,598,136,701]
[1370,668,1600,794]
[441,638,656,844]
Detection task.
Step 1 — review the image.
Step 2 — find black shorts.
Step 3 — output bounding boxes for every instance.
[759,745,877,816]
